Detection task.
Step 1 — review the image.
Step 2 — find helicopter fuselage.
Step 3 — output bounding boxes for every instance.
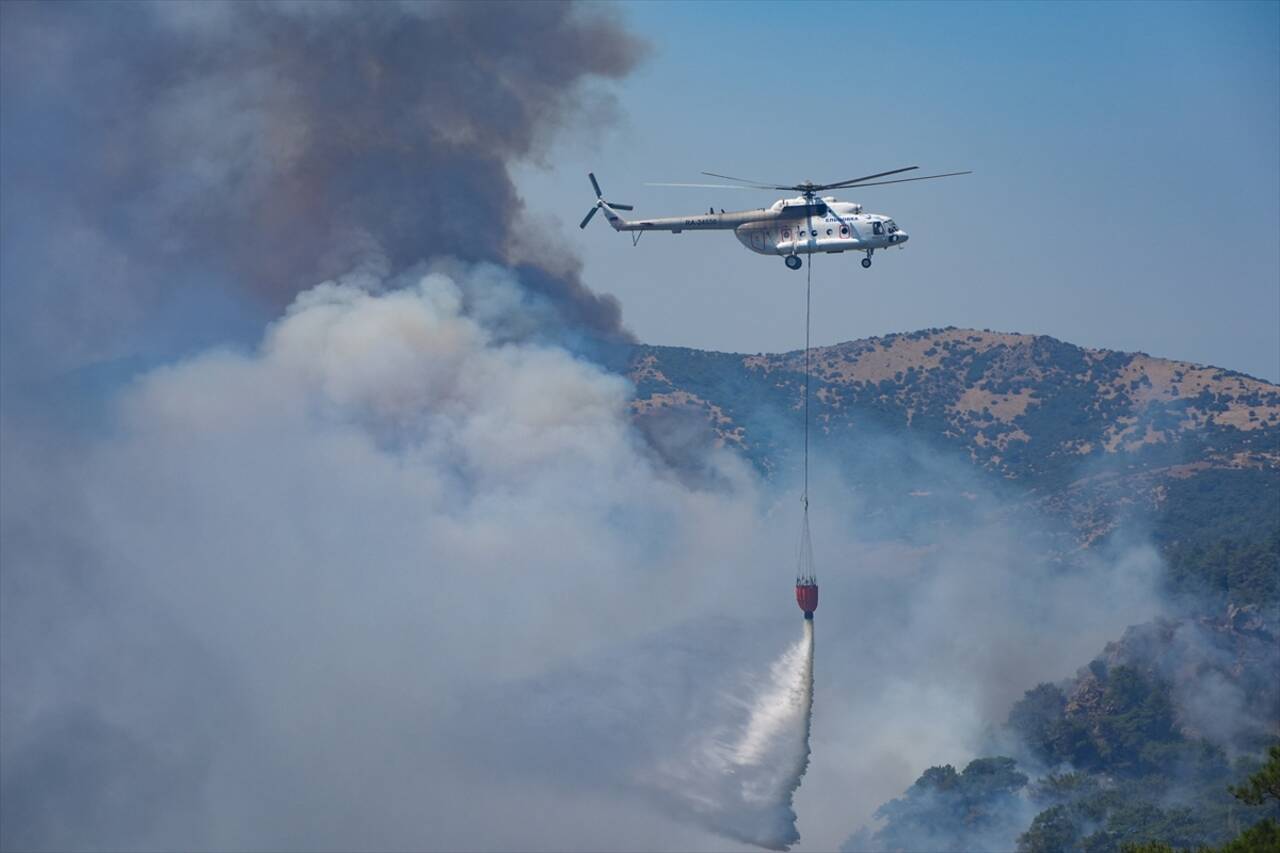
[602,195,908,257]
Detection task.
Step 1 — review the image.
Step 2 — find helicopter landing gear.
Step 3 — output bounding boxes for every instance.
[785,254,803,271]
[861,250,873,269]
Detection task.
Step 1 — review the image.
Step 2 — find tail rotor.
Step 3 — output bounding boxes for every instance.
[580,172,633,229]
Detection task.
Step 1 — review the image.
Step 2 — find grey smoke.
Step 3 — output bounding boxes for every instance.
[0,0,642,384]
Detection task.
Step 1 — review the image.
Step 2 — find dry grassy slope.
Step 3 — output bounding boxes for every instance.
[626,327,1279,543]
[631,327,1278,469]
[757,328,1275,457]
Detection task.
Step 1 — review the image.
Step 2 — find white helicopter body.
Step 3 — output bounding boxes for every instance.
[581,167,966,270]
[604,196,905,255]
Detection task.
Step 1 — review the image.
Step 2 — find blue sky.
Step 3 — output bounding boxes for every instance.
[515,0,1280,380]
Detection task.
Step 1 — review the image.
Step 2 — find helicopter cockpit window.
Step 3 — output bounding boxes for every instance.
[872,221,884,236]
[886,220,898,233]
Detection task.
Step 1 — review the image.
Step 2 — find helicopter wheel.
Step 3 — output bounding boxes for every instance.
[861,257,872,269]
[785,255,803,271]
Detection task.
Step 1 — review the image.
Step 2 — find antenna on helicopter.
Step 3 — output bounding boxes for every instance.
[579,173,634,229]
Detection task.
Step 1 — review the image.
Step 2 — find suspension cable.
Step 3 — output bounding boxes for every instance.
[796,251,815,584]
[804,252,811,511]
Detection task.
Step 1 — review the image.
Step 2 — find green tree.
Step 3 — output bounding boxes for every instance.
[1009,683,1068,762]
[1095,666,1180,774]
[873,758,1029,852]
[1019,805,1081,852]
[1115,745,1280,852]
[1229,745,1280,807]
[1216,745,1280,853]
[1215,818,1278,853]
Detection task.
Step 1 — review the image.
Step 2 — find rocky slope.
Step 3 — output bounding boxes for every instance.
[619,328,1280,566]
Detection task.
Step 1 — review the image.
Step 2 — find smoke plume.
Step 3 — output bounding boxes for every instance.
[0,0,642,383]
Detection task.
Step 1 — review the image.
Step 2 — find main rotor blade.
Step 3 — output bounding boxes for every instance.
[646,182,766,190]
[820,166,919,190]
[608,202,634,210]
[579,206,598,229]
[589,172,602,198]
[833,170,973,189]
[700,171,787,189]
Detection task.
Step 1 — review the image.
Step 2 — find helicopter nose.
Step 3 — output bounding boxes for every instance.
[896,231,909,244]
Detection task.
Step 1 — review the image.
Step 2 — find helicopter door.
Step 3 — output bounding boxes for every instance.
[750,230,765,251]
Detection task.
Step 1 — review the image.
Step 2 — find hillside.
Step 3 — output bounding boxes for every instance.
[844,604,1280,853]
[618,328,1280,606]
[627,327,1278,478]
[619,327,1280,850]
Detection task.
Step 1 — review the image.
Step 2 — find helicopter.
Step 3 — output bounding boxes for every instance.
[579,167,970,269]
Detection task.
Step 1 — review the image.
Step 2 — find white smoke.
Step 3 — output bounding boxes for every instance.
[647,619,815,850]
[2,259,783,851]
[1,257,1168,851]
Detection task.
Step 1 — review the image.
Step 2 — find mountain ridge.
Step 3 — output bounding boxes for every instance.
[620,326,1279,605]
[627,326,1279,471]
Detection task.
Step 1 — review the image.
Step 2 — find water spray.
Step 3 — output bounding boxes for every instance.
[652,617,815,850]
